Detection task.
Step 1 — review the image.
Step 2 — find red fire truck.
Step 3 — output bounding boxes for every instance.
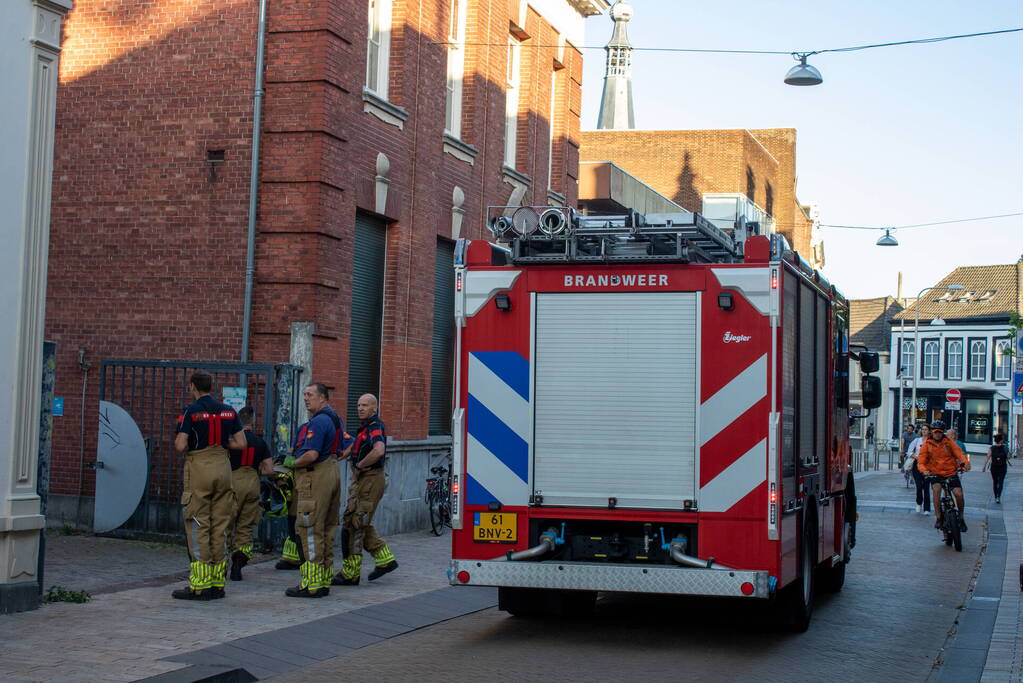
[447,206,881,631]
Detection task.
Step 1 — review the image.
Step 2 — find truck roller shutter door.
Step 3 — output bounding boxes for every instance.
[533,292,698,509]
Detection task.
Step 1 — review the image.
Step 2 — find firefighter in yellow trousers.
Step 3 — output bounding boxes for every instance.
[172,371,246,600]
[227,406,274,581]
[281,382,344,598]
[333,394,398,586]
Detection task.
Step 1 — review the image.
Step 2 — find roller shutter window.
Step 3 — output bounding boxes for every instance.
[815,295,827,460]
[798,282,815,464]
[781,269,797,490]
[429,239,456,435]
[347,212,386,431]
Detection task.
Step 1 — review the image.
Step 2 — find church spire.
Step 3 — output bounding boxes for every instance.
[596,1,635,130]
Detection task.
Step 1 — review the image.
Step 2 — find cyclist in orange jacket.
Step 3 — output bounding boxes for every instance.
[917,420,970,532]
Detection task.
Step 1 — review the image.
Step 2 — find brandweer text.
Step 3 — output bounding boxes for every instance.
[563,274,669,287]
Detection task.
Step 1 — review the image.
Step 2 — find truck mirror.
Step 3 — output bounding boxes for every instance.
[861,375,882,409]
[858,351,879,375]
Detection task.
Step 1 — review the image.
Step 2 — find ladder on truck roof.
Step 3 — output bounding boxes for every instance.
[486,205,765,265]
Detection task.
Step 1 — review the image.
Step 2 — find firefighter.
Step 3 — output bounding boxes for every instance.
[172,371,246,600]
[227,406,274,581]
[333,393,398,586]
[281,382,343,598]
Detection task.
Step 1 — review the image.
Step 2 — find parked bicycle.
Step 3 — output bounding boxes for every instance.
[934,473,964,552]
[425,464,452,536]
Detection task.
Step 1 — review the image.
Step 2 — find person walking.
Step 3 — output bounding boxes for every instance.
[172,371,246,600]
[947,428,970,470]
[907,425,931,515]
[333,394,398,586]
[982,433,1011,503]
[282,382,343,598]
[227,406,274,581]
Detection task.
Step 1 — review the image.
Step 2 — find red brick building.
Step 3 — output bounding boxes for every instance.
[46,0,608,525]
[579,128,822,265]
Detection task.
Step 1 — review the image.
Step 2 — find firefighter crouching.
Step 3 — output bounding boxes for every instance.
[227,406,274,581]
[280,382,344,598]
[333,393,398,586]
[173,371,246,600]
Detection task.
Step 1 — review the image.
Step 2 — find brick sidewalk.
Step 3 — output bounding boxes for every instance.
[3,530,455,682]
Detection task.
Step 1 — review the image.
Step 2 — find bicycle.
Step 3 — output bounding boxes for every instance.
[901,455,913,489]
[425,464,452,536]
[932,473,965,552]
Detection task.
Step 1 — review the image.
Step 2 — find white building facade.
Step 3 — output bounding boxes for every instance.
[0,0,71,613]
[886,264,1021,457]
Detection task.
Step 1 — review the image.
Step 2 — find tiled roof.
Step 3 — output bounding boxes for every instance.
[850,297,903,351]
[893,263,1022,322]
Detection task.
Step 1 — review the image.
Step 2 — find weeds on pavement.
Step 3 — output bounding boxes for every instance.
[45,585,91,603]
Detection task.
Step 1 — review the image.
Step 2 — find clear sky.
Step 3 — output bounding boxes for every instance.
[580,0,1022,300]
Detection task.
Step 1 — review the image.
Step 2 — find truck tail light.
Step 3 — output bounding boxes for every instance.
[457,570,471,584]
[740,582,755,595]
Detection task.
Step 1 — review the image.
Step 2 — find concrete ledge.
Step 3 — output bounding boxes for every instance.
[0,580,40,614]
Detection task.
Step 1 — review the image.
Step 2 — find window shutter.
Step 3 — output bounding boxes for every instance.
[429,239,456,435]
[347,212,386,430]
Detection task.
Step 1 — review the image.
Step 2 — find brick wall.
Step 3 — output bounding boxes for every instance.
[579,128,813,258]
[47,0,586,498]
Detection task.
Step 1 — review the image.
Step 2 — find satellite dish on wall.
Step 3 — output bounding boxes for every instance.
[94,401,149,533]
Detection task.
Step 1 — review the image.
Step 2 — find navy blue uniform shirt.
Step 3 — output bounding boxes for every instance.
[229,428,272,471]
[352,414,386,470]
[293,406,344,464]
[176,395,242,452]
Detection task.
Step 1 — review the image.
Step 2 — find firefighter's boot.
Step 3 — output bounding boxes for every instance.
[172,586,211,601]
[368,546,397,581]
[332,554,361,585]
[230,551,248,581]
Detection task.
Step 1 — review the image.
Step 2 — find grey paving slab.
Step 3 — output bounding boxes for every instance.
[245,630,349,662]
[221,637,322,668]
[204,643,297,675]
[311,612,410,639]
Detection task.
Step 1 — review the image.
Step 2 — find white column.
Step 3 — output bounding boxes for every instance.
[0,0,71,614]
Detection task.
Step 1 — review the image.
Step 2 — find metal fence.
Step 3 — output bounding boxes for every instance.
[97,360,303,538]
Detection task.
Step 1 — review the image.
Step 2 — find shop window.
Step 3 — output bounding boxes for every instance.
[964,398,991,444]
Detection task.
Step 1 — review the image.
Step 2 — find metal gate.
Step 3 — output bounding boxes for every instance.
[94,360,304,539]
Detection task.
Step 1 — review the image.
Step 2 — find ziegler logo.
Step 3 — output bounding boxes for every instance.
[563,273,669,288]
[722,331,752,343]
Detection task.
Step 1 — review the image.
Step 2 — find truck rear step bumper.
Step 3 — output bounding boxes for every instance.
[450,559,772,598]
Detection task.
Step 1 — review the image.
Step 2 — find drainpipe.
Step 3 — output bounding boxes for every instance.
[241,0,268,364]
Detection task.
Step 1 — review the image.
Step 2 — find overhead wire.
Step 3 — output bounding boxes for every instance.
[436,27,1023,58]
[819,211,1023,231]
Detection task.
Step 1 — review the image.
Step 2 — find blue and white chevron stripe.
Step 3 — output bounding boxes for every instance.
[466,351,530,506]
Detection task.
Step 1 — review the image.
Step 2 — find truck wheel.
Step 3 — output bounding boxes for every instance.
[818,558,846,594]
[780,513,816,632]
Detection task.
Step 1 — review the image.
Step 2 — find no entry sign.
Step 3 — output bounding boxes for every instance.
[946,388,961,403]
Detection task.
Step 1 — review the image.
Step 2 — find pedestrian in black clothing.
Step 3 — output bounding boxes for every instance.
[982,433,1011,503]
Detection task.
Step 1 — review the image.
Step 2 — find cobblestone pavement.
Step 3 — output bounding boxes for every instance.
[8,468,1023,682]
[277,470,1009,683]
[2,529,454,682]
